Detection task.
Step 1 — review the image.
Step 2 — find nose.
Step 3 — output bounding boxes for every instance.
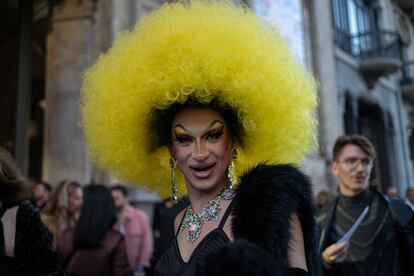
[192,139,209,161]
[355,160,366,171]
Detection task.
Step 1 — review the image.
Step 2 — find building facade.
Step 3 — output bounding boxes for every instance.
[307,0,414,197]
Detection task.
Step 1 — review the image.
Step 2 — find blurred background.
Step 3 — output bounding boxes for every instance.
[1,0,414,219]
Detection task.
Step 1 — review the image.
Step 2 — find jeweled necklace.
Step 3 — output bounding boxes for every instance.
[179,186,235,242]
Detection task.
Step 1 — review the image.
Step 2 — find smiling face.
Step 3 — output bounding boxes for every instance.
[67,186,83,215]
[168,108,234,196]
[332,144,373,196]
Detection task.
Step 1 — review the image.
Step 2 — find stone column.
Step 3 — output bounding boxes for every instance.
[43,1,96,185]
[309,0,344,157]
[14,0,33,174]
[309,0,344,190]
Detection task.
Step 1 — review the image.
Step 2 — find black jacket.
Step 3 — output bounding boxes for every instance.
[316,189,414,275]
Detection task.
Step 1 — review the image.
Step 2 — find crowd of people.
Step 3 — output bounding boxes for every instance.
[0,148,153,275]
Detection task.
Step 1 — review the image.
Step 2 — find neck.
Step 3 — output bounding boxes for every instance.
[187,184,226,214]
[339,189,370,206]
[118,204,131,221]
[339,183,367,197]
[36,198,47,207]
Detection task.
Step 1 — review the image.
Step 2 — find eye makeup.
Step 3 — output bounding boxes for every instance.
[205,122,224,140]
[173,127,192,144]
[172,120,225,144]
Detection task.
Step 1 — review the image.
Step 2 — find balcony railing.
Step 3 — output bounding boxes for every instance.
[335,29,401,60]
[353,31,401,60]
[335,29,402,87]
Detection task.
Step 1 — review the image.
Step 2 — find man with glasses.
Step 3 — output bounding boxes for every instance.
[317,134,414,276]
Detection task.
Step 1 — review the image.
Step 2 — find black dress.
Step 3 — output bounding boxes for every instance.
[0,201,61,276]
[155,164,319,276]
[154,200,234,276]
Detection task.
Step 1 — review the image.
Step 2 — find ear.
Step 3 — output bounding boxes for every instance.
[331,161,339,176]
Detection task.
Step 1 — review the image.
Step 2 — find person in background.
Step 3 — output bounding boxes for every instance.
[32,180,52,211]
[386,186,399,199]
[315,190,334,210]
[58,184,132,276]
[405,187,414,211]
[317,135,414,276]
[111,184,153,274]
[0,147,60,275]
[42,180,83,245]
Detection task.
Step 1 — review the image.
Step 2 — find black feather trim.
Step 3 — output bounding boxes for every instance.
[232,163,321,276]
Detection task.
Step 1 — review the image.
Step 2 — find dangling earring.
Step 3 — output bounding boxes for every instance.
[170,157,178,203]
[228,149,238,190]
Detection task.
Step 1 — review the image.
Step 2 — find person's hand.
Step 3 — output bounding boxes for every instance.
[322,241,350,264]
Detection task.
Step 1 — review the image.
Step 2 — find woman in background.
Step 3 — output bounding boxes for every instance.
[0,147,60,275]
[57,184,132,276]
[42,179,83,245]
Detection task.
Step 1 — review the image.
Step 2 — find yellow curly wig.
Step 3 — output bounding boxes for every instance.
[81,0,318,198]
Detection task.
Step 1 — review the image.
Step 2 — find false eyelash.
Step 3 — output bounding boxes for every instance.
[206,129,224,139]
[175,135,192,143]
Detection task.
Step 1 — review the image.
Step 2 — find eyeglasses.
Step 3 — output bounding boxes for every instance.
[338,157,373,169]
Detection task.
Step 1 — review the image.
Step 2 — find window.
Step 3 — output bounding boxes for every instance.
[332,0,377,55]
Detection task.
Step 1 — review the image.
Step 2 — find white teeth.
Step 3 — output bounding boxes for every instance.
[192,165,213,171]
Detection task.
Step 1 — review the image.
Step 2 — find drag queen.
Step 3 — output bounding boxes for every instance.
[81,1,320,275]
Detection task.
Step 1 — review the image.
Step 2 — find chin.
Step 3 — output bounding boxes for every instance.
[351,183,368,193]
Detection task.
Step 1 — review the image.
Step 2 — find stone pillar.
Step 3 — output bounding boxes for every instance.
[14,0,33,174]
[112,0,135,37]
[309,0,344,158]
[43,1,96,185]
[309,0,344,190]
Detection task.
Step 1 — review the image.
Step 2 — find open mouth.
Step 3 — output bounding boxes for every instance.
[190,164,215,179]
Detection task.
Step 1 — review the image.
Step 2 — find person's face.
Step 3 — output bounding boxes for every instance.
[68,187,83,214]
[33,184,46,201]
[111,190,128,211]
[168,108,234,195]
[332,144,373,197]
[386,187,398,199]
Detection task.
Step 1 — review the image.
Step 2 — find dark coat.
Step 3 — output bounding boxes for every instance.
[316,189,414,275]
[232,164,321,276]
[57,229,133,276]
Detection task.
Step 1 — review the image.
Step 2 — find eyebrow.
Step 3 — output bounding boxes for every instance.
[173,120,224,135]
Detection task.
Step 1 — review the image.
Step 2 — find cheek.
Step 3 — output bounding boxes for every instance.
[211,143,231,162]
[170,143,190,160]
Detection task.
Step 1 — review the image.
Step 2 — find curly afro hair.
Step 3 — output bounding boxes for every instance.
[81,0,318,197]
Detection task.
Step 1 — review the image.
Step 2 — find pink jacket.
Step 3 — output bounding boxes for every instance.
[121,206,153,270]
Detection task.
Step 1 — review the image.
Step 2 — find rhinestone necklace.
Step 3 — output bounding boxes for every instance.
[179,186,236,242]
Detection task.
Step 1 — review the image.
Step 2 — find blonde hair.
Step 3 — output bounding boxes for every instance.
[81,1,318,197]
[43,180,81,244]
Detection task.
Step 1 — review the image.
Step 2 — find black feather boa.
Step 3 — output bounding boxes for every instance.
[232,164,321,276]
